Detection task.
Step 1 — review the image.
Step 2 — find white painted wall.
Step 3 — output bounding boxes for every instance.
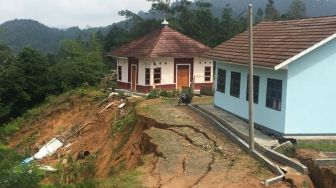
[286,38,336,135]
[117,58,128,83]
[214,63,288,134]
[154,57,175,85]
[117,57,213,88]
[193,57,213,83]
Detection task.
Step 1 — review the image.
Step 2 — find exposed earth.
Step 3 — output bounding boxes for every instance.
[134,98,290,188]
[6,92,291,187]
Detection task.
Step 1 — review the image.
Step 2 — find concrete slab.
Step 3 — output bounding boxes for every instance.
[196,104,279,149]
[284,135,336,140]
[115,89,147,97]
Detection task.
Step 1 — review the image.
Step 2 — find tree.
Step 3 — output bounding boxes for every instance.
[0,64,29,123]
[17,48,57,106]
[264,0,280,21]
[55,35,107,89]
[286,0,306,20]
[255,8,264,24]
[104,26,130,52]
[220,4,236,42]
[0,43,15,72]
[147,0,172,18]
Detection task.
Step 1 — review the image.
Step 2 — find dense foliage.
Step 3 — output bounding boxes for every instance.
[0,35,107,125]
[0,0,332,53]
[0,19,112,54]
[105,0,308,50]
[0,144,43,188]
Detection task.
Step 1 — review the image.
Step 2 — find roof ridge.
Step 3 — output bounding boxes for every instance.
[261,15,336,24]
[170,27,210,48]
[148,27,166,58]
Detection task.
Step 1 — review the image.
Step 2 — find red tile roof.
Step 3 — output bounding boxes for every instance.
[203,16,336,69]
[109,26,210,58]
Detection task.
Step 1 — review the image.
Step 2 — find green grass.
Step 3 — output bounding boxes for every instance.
[0,145,43,188]
[97,170,143,188]
[274,145,296,157]
[296,140,336,152]
[112,108,136,134]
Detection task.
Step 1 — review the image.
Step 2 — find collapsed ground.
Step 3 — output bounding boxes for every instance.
[5,90,290,187]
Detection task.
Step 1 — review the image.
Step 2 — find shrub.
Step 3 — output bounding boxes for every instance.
[146,89,160,99]
[0,146,43,188]
[160,89,179,98]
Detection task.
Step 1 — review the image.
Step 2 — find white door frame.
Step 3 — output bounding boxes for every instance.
[131,64,137,91]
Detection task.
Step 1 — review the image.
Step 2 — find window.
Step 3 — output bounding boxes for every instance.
[154,67,161,84]
[204,66,211,82]
[217,68,226,93]
[145,68,150,85]
[230,71,241,98]
[246,75,260,104]
[266,78,282,111]
[118,66,122,81]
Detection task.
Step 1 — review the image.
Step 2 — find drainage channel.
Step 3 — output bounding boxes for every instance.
[190,105,309,174]
[188,104,285,186]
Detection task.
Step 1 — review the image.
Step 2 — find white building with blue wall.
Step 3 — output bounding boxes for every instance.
[204,16,336,136]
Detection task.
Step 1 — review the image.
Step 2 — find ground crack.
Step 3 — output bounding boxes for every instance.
[190,153,215,188]
[159,157,187,188]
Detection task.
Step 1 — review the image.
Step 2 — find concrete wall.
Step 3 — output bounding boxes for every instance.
[152,57,175,85]
[286,38,336,134]
[193,57,213,83]
[214,63,288,134]
[118,57,213,90]
[117,58,128,83]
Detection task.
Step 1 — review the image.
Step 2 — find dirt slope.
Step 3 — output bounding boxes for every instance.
[7,93,290,187]
[7,91,124,180]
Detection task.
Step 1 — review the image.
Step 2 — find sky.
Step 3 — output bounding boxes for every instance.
[0,0,152,28]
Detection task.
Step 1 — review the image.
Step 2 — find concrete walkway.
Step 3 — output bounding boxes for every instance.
[196,104,279,149]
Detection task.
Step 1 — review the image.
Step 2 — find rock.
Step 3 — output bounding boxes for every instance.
[62,159,67,164]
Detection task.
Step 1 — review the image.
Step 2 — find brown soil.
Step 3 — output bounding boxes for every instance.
[8,94,127,179]
[296,149,336,188]
[7,96,291,187]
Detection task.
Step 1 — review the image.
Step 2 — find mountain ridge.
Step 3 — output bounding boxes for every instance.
[0,0,335,54]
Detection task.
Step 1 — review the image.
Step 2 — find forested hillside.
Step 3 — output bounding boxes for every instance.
[211,0,336,18]
[0,0,335,54]
[0,19,113,54]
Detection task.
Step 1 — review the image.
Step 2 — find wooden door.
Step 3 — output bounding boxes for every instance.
[131,65,137,91]
[177,65,190,90]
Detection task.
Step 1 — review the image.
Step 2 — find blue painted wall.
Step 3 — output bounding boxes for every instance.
[286,39,336,134]
[214,63,288,134]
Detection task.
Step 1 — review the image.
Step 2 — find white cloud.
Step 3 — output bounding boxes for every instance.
[0,0,152,28]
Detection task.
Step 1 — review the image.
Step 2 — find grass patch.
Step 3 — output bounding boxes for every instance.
[274,145,296,158]
[45,170,143,188]
[112,108,136,134]
[97,170,143,188]
[296,140,336,152]
[50,155,96,186]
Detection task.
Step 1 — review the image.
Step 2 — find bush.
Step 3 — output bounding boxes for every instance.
[146,89,179,99]
[145,89,160,99]
[200,86,214,96]
[0,146,43,188]
[160,89,179,98]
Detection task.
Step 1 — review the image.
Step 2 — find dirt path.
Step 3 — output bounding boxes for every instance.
[136,99,289,188]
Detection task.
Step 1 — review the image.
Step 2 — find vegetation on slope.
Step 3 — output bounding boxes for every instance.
[0,35,107,126]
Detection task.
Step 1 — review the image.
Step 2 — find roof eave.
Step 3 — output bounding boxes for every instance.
[275,33,336,70]
[203,55,275,70]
